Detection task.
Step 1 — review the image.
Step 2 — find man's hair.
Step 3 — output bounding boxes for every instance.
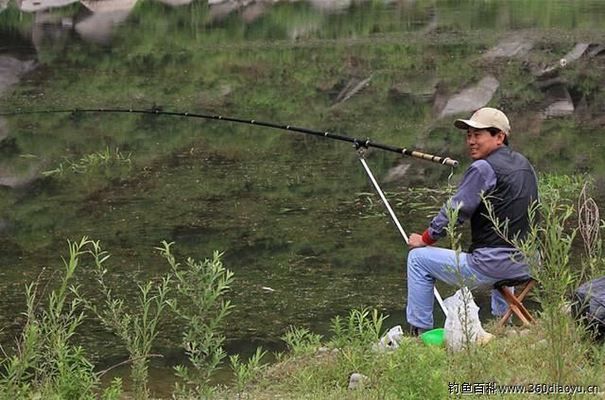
[487,128,509,146]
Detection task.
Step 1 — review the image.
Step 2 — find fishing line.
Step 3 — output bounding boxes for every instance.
[0,107,459,167]
[447,166,456,194]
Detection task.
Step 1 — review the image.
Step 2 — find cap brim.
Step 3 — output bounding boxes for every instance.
[454,118,492,131]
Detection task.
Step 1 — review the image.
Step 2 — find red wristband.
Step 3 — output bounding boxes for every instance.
[421,229,437,245]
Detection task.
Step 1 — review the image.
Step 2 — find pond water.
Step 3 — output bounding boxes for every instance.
[1,0,605,395]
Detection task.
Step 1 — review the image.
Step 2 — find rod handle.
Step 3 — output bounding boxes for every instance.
[404,149,459,167]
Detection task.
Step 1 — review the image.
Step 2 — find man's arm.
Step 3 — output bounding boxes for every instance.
[408,160,496,248]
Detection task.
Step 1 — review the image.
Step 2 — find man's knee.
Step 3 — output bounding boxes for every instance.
[407,247,429,272]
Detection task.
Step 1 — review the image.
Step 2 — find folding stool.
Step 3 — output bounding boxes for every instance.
[494,278,537,328]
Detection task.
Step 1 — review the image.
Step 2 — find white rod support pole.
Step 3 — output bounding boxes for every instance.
[358,157,448,318]
[359,158,408,243]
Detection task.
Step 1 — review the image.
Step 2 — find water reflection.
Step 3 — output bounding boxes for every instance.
[11,0,437,46]
[0,55,35,96]
[75,0,138,43]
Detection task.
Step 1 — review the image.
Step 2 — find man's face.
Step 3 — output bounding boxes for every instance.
[466,127,505,160]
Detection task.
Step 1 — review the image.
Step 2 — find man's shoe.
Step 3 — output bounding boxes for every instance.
[409,325,428,336]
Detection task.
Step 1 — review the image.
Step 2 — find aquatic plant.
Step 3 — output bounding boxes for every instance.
[42,147,131,178]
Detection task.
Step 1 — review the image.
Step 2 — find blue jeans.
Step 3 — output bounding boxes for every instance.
[406,246,513,330]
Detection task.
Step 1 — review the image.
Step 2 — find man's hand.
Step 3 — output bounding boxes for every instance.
[407,233,428,249]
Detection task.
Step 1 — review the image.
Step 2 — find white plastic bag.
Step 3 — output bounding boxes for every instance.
[373,325,404,352]
[443,287,493,351]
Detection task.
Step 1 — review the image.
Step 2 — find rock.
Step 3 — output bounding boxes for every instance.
[76,0,138,44]
[348,373,368,390]
[388,80,438,104]
[19,0,78,12]
[308,0,352,12]
[80,0,138,13]
[561,43,591,64]
[241,2,268,23]
[208,1,241,21]
[331,75,372,107]
[155,0,193,6]
[0,164,41,188]
[588,44,605,58]
[506,328,518,337]
[199,84,233,108]
[532,63,562,80]
[543,84,574,118]
[0,56,36,96]
[438,75,500,118]
[533,43,591,80]
[384,163,410,183]
[482,36,533,60]
[76,10,133,44]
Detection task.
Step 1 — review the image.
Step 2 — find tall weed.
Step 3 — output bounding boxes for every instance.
[229,347,268,398]
[0,237,121,399]
[80,239,170,400]
[282,327,322,356]
[157,241,234,399]
[329,308,386,349]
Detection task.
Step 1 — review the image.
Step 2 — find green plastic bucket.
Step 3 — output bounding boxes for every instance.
[420,328,445,346]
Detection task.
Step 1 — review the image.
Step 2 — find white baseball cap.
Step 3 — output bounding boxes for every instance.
[454,107,511,136]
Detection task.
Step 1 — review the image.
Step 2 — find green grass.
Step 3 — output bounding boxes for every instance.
[214,318,603,399]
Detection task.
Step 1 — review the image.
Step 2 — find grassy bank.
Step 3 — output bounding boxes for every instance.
[216,319,603,399]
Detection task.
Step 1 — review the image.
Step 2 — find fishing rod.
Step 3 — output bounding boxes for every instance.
[0,107,459,167]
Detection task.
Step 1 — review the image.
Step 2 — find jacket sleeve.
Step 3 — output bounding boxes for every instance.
[424,160,497,243]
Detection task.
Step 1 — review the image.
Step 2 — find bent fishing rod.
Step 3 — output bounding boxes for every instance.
[0,107,459,167]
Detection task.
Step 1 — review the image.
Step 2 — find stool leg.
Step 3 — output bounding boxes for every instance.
[515,280,536,303]
[498,286,535,326]
[497,308,514,329]
[514,281,536,324]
